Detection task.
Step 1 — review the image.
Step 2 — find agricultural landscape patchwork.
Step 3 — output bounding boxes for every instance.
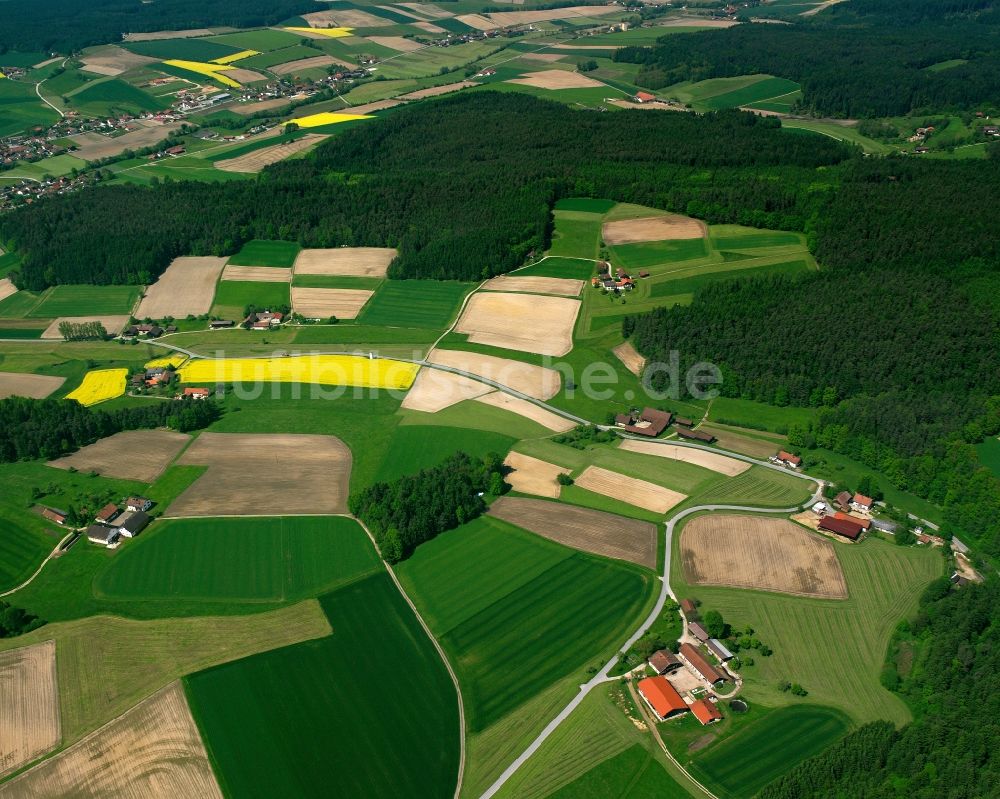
[0,0,998,797]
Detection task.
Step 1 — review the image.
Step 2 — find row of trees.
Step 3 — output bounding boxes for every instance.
[57,320,107,341]
[0,396,219,462]
[348,451,507,563]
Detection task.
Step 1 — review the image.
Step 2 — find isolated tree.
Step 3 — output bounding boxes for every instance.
[704,610,726,638]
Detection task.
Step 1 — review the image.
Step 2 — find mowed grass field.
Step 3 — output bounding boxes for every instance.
[547,210,602,259]
[550,744,692,799]
[358,280,474,329]
[0,78,59,138]
[185,573,460,798]
[211,279,289,318]
[672,531,943,724]
[227,239,301,267]
[374,425,515,483]
[688,704,850,799]
[396,515,655,732]
[96,516,381,602]
[26,284,141,317]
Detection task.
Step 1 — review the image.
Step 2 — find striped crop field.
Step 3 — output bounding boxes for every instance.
[178,354,419,390]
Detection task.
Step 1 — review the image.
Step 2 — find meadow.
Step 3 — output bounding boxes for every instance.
[976,436,1000,478]
[373,424,515,483]
[96,516,381,602]
[68,79,168,117]
[550,744,691,799]
[700,76,800,111]
[26,284,141,317]
[0,78,59,138]
[547,210,602,259]
[358,279,473,329]
[122,38,242,62]
[207,28,304,52]
[238,45,321,70]
[226,238,300,267]
[210,279,289,318]
[396,515,655,731]
[185,574,460,798]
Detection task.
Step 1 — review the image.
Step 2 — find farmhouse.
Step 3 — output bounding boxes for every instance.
[772,450,801,468]
[680,598,697,616]
[649,649,683,674]
[688,621,709,642]
[834,490,852,511]
[183,387,211,399]
[690,698,723,726]
[834,511,871,531]
[123,324,163,338]
[637,675,689,721]
[86,524,120,548]
[210,319,235,329]
[95,502,121,524]
[620,407,673,438]
[679,643,726,685]
[246,311,283,329]
[707,638,734,661]
[40,507,67,525]
[634,91,656,103]
[818,514,865,540]
[119,511,150,538]
[850,493,874,513]
[126,496,152,512]
[676,428,716,443]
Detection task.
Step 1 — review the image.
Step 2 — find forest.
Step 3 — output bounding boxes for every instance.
[759,578,1000,799]
[0,0,315,54]
[615,1,1000,117]
[0,396,219,462]
[0,94,848,291]
[0,600,44,639]
[349,451,507,562]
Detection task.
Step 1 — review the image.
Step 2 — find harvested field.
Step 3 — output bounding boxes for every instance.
[612,341,646,376]
[508,69,602,90]
[502,452,569,498]
[0,682,222,799]
[293,247,397,278]
[520,52,565,63]
[455,13,494,29]
[398,81,476,100]
[575,465,687,514]
[0,641,59,778]
[481,274,583,297]
[136,256,226,318]
[271,55,350,75]
[602,214,706,245]
[608,98,683,111]
[346,99,404,114]
[216,134,325,172]
[41,314,130,339]
[48,429,191,483]
[460,6,619,28]
[124,28,233,41]
[550,43,619,50]
[302,8,391,27]
[413,21,447,33]
[171,432,351,516]
[223,67,267,84]
[700,425,780,460]
[427,348,561,399]
[680,514,848,598]
[490,495,658,568]
[619,440,751,476]
[366,36,425,52]
[0,372,64,399]
[401,368,491,412]
[80,46,157,76]
[453,291,580,356]
[70,123,174,161]
[220,265,292,282]
[378,4,426,20]
[0,278,17,302]
[291,287,374,319]
[399,2,452,18]
[232,97,291,115]
[475,391,575,432]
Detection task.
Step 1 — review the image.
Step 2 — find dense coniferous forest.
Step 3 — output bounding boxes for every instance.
[0,94,847,290]
[615,1,1000,117]
[0,396,219,462]
[0,0,315,54]
[349,451,507,562]
[759,579,1000,799]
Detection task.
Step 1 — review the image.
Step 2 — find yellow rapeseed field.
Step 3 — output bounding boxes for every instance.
[283,26,354,38]
[211,50,259,65]
[66,369,128,406]
[179,355,419,390]
[144,354,187,370]
[163,59,240,88]
[294,112,372,128]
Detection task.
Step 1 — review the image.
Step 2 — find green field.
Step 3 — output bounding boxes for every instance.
[397,515,655,731]
[516,256,596,280]
[547,210,602,259]
[238,45,323,70]
[227,239,301,267]
[25,284,141,318]
[611,238,709,270]
[358,279,473,329]
[186,573,460,798]
[69,78,171,116]
[374,425,515,483]
[707,396,818,434]
[689,705,851,799]
[207,28,305,52]
[97,516,381,602]
[122,38,242,62]
[708,227,804,250]
[0,78,59,138]
[377,40,499,80]
[211,280,289,318]
[648,259,811,298]
[550,744,692,799]
[780,119,892,155]
[555,197,616,214]
[701,77,800,111]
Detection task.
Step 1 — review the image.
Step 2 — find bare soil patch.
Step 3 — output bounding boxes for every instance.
[71,123,173,161]
[272,55,352,75]
[401,368,491,412]
[501,452,569,498]
[224,67,267,84]
[170,432,351,516]
[462,6,619,28]
[576,465,687,514]
[80,46,157,76]
[475,391,575,432]
[124,28,235,41]
[681,514,848,598]
[0,641,59,778]
[699,425,780,460]
[453,292,580,356]
[602,214,706,244]
[0,372,65,400]
[378,4,427,21]
[366,36,425,52]
[619,440,751,477]
[291,287,374,319]
[41,315,131,339]
[427,349,561,399]
[0,279,16,303]
[482,274,583,297]
[455,13,495,29]
[612,341,646,376]
[414,21,448,33]
[399,2,452,18]
[221,265,292,282]
[293,247,397,278]
[398,81,476,100]
[216,134,325,173]
[48,429,192,483]
[136,256,226,318]
[348,99,405,114]
[1,682,222,799]
[490,495,658,568]
[233,97,292,115]
[519,52,565,63]
[302,8,391,27]
[508,69,602,90]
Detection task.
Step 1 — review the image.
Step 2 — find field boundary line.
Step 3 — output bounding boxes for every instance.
[0,529,76,598]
